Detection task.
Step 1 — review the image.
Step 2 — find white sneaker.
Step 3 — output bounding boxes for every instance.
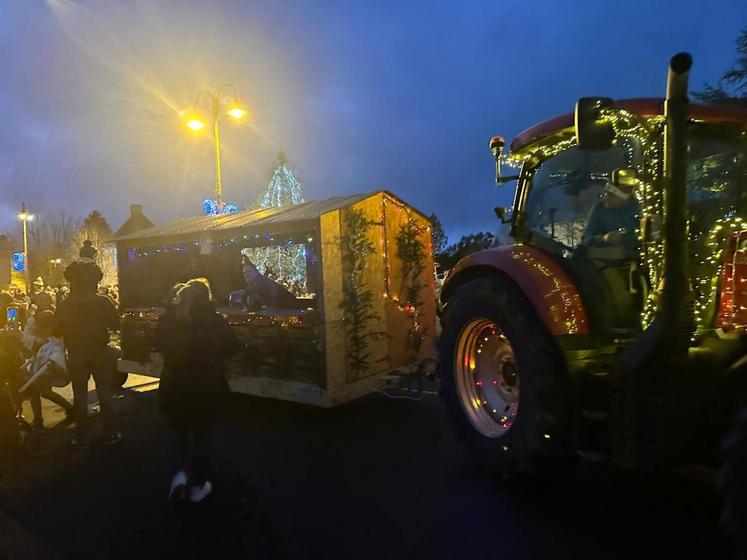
[168,471,188,501]
[189,481,212,503]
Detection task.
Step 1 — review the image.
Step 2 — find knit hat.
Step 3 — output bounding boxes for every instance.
[603,168,638,200]
[79,240,98,261]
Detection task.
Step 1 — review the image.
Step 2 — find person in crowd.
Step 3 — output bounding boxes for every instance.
[55,284,69,308]
[10,291,28,329]
[0,290,12,329]
[229,259,298,310]
[64,240,103,296]
[581,168,641,249]
[154,278,239,504]
[56,283,121,447]
[19,310,72,428]
[30,277,54,312]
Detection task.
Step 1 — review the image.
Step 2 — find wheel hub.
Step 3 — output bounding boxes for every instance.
[455,319,519,438]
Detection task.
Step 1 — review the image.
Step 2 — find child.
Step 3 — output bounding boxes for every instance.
[155,279,239,503]
[20,310,72,429]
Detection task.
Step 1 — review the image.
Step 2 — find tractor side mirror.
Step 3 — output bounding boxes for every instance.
[489,135,519,185]
[490,135,506,183]
[575,97,615,150]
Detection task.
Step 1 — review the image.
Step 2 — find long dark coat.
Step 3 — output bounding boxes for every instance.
[154,302,239,422]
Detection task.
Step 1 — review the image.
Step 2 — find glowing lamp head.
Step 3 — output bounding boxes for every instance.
[186,117,206,132]
[17,212,34,221]
[227,106,247,120]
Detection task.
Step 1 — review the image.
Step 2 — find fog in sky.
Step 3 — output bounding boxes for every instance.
[1,0,744,242]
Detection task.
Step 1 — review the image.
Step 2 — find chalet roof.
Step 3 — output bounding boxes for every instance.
[112,191,423,245]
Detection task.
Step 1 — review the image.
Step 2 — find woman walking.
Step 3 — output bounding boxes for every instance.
[155,278,239,504]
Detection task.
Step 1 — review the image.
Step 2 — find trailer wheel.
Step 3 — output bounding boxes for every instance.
[439,276,570,476]
[719,408,747,559]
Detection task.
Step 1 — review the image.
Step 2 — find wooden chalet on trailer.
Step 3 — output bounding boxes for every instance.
[113,191,437,406]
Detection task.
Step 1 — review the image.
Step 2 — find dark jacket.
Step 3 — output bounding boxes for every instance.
[55,293,119,352]
[582,200,640,248]
[154,302,239,419]
[64,261,103,295]
[245,275,298,310]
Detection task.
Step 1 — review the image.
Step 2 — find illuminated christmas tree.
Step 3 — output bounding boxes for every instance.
[261,151,304,208]
[246,152,309,286]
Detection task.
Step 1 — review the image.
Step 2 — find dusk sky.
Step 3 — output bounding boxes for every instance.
[1,0,745,242]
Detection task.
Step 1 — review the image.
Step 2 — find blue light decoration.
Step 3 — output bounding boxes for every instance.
[202,199,219,216]
[203,199,238,215]
[11,251,25,272]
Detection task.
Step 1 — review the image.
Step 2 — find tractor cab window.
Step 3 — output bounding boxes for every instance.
[523,137,642,248]
[687,128,747,237]
[687,127,747,318]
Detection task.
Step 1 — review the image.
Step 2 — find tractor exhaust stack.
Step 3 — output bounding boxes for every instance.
[661,52,693,359]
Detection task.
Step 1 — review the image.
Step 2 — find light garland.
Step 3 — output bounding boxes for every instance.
[378,194,435,354]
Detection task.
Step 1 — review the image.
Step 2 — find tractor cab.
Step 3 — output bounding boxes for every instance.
[498,98,747,340]
[512,134,645,334]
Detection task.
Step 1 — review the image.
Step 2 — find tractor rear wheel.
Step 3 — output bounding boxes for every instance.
[439,276,570,476]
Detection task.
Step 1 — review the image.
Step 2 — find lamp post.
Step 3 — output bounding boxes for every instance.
[185,84,247,211]
[16,202,34,293]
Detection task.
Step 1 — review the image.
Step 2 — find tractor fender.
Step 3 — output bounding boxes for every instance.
[441,245,589,336]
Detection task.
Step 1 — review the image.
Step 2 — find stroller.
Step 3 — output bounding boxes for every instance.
[0,329,64,457]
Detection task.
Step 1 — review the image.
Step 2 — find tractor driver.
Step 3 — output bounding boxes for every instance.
[581,168,640,249]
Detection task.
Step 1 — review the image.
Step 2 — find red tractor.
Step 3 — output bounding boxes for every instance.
[438,53,747,481]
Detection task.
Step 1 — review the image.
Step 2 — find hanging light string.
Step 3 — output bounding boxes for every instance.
[378,193,434,358]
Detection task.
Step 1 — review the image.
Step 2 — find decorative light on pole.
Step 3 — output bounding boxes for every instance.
[16,202,34,292]
[184,84,247,214]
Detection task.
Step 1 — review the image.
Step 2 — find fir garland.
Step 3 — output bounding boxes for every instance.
[338,207,384,377]
[395,215,428,360]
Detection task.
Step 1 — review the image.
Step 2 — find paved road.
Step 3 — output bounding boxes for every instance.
[0,378,735,559]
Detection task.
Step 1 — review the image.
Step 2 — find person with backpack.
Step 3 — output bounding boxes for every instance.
[56,286,121,447]
[154,278,239,504]
[64,240,103,296]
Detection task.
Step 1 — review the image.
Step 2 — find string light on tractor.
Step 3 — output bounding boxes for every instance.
[693,216,747,335]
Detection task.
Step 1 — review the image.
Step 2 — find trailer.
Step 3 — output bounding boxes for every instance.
[113,191,437,407]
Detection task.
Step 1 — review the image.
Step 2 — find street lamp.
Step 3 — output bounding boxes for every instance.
[184,83,247,211]
[16,202,34,293]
